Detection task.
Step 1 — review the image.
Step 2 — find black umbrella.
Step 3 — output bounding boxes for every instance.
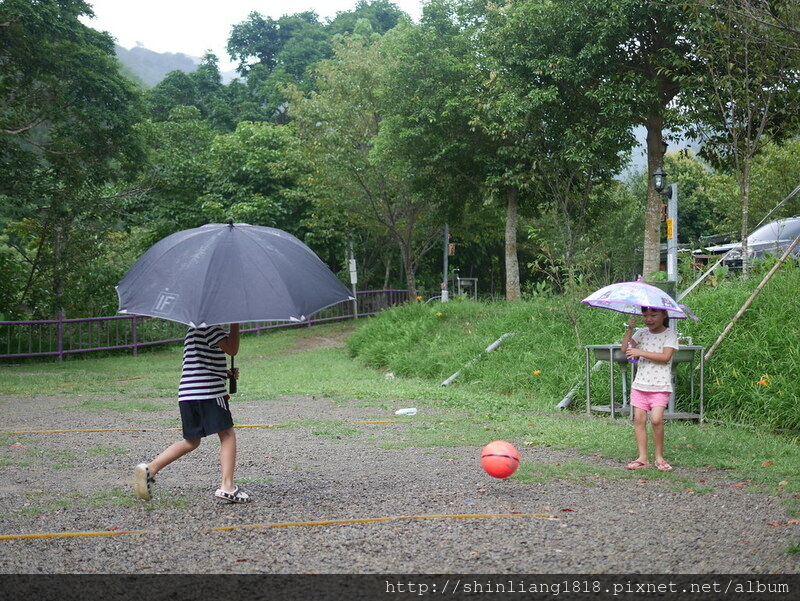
[116,222,355,391]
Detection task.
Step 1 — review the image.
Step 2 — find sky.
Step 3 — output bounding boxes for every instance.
[81,0,423,71]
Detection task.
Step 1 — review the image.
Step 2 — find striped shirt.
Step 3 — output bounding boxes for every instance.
[179,327,229,402]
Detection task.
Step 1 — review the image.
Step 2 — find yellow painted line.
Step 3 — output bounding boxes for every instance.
[3,425,281,434]
[210,513,555,532]
[1,514,557,541]
[2,421,396,434]
[5,428,165,434]
[0,530,160,541]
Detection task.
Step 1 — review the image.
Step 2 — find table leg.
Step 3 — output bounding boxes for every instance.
[585,347,591,415]
[609,351,615,419]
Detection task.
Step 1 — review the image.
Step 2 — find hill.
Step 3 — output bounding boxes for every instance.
[114,45,239,88]
[114,45,198,87]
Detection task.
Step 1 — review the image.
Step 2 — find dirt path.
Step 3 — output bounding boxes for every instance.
[0,388,798,580]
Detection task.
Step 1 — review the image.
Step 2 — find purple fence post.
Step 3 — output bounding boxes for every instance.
[132,315,138,356]
[57,311,64,362]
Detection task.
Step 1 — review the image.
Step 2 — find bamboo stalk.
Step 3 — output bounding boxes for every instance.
[704,234,800,362]
[678,250,732,301]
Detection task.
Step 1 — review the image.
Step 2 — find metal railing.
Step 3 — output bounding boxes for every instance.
[0,289,409,361]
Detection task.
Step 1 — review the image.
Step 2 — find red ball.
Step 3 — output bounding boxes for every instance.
[481,440,520,479]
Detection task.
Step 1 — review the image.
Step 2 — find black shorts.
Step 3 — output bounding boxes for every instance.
[179,396,234,439]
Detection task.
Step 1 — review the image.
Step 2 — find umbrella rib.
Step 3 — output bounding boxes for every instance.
[241,227,309,321]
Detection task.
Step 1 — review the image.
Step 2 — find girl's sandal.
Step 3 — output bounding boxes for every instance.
[626,460,650,470]
[656,461,673,472]
[214,486,252,503]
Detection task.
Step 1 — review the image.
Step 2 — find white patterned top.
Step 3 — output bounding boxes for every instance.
[631,328,679,392]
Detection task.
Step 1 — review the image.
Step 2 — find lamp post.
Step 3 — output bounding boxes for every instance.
[652,165,680,414]
[441,224,449,302]
[652,167,678,285]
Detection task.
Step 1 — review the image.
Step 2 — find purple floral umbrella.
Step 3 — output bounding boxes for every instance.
[581,279,699,320]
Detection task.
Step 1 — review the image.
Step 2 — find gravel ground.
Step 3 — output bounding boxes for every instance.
[0,387,798,578]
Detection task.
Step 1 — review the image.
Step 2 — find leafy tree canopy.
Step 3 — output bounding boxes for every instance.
[1,0,144,318]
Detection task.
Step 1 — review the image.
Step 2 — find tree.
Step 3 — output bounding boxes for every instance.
[747,138,800,221]
[681,0,800,278]
[144,53,240,131]
[687,0,800,49]
[482,0,699,280]
[327,0,407,36]
[228,11,329,78]
[1,0,144,317]
[131,107,216,242]
[145,70,198,121]
[200,121,312,233]
[286,33,442,299]
[227,4,408,119]
[461,0,635,300]
[374,4,492,292]
[1,0,142,168]
[132,108,313,248]
[661,151,734,245]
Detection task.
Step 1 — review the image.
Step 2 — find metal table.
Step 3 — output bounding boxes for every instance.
[585,344,704,420]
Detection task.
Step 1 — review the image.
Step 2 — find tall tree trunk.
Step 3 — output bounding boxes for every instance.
[643,117,665,278]
[740,158,751,279]
[382,258,391,290]
[400,244,418,300]
[504,187,521,302]
[52,220,66,318]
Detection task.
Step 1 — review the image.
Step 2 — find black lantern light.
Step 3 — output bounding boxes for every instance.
[652,167,667,194]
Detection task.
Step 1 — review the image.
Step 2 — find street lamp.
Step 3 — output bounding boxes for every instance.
[651,166,679,293]
[652,167,667,195]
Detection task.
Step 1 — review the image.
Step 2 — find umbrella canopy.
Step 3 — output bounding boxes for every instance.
[116,223,355,327]
[581,280,698,320]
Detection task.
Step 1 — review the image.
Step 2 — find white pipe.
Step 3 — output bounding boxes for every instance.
[441,333,515,386]
[557,360,604,409]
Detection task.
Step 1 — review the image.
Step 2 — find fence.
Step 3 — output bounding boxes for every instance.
[0,289,409,361]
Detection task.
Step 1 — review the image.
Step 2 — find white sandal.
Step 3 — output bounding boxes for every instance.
[214,486,251,503]
[133,463,155,500]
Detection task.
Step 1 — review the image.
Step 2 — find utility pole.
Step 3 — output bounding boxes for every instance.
[666,183,678,286]
[348,241,358,318]
[441,224,449,302]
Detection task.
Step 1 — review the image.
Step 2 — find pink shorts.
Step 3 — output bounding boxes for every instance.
[630,389,670,412]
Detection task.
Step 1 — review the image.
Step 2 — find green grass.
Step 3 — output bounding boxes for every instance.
[27,448,77,470]
[347,268,800,431]
[286,419,362,440]
[11,488,193,517]
[65,399,164,412]
[0,348,180,397]
[85,445,129,457]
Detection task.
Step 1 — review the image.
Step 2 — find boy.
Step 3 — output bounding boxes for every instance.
[133,323,251,502]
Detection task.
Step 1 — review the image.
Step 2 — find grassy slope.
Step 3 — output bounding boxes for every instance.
[347,266,800,432]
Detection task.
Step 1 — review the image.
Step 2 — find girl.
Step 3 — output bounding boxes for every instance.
[621,307,679,472]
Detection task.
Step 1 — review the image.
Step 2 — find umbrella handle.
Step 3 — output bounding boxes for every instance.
[229,356,237,394]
